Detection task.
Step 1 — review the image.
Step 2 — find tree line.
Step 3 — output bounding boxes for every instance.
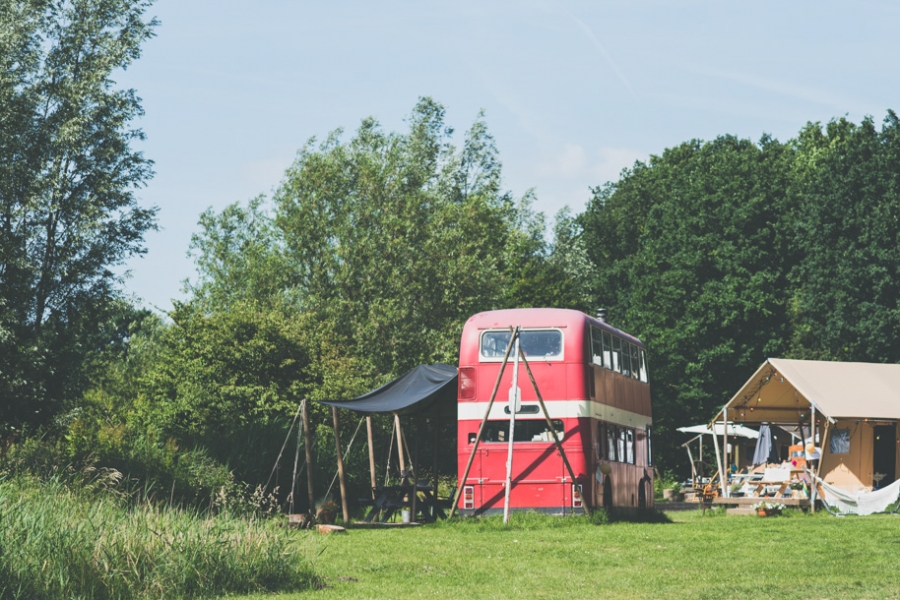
[3,1,900,503]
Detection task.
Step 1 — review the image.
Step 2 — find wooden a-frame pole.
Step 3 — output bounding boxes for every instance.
[518,348,591,517]
[332,406,351,523]
[301,399,316,520]
[395,413,407,474]
[366,416,377,499]
[448,328,519,518]
[412,418,420,522]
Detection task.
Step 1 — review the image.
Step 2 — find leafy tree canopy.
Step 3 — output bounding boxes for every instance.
[579,113,900,472]
[0,0,158,429]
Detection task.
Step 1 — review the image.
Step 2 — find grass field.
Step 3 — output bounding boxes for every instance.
[238,509,900,600]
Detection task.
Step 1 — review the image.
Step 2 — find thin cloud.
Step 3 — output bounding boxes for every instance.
[568,14,638,101]
[689,65,869,115]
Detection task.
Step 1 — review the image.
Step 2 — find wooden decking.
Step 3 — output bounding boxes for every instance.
[713,496,810,508]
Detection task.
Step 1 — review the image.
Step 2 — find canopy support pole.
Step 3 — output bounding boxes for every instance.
[395,413,407,474]
[519,345,591,516]
[810,405,817,513]
[712,419,724,497]
[816,420,831,490]
[412,418,420,522]
[290,416,302,514]
[449,328,519,519]
[432,418,440,515]
[332,406,350,523]
[686,444,697,489]
[367,416,377,498]
[723,408,729,497]
[302,399,316,521]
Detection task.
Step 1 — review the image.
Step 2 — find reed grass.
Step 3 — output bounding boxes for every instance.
[0,473,317,600]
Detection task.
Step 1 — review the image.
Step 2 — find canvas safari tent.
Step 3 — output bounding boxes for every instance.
[712,358,900,508]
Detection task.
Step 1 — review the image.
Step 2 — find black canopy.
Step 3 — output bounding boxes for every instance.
[319,363,458,417]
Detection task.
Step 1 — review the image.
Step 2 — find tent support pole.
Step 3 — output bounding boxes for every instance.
[433,418,440,515]
[723,408,729,498]
[519,348,591,517]
[290,416,302,514]
[686,444,696,489]
[813,419,831,511]
[412,418,420,522]
[810,405,817,513]
[711,419,724,497]
[449,329,519,519]
[367,416,377,498]
[815,421,831,488]
[395,413,407,473]
[332,406,350,523]
[301,399,316,521]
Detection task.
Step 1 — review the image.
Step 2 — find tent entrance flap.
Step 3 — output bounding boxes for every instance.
[319,363,458,416]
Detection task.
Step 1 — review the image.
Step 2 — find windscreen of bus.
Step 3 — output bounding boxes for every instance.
[480,330,563,360]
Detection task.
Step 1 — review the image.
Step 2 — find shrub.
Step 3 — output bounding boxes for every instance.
[0,474,318,599]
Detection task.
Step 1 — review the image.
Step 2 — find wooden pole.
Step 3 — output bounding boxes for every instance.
[432,417,440,515]
[711,422,724,496]
[723,408,729,498]
[366,416,377,499]
[815,420,831,482]
[301,399,316,519]
[809,404,817,512]
[448,329,519,518]
[686,444,696,489]
[519,348,591,516]
[395,413,407,473]
[332,406,350,523]
[412,418,420,522]
[290,416,302,514]
[503,334,521,524]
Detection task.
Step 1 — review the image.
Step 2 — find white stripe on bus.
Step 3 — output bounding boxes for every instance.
[457,400,652,429]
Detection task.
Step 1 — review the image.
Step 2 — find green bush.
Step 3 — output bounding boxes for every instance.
[0,474,317,599]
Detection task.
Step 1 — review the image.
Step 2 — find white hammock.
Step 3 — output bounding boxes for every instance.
[813,475,900,516]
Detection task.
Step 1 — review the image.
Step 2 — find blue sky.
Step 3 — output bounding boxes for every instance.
[117,0,900,311]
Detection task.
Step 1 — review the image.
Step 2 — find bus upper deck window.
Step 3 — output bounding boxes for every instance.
[591,327,603,367]
[639,348,649,383]
[602,332,613,370]
[481,331,512,358]
[620,339,632,377]
[612,336,622,373]
[521,330,562,358]
[480,330,563,361]
[629,344,641,380]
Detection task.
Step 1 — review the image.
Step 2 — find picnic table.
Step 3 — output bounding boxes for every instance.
[362,484,449,523]
[748,467,806,498]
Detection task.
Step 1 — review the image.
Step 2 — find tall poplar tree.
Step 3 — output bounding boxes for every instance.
[0,0,158,427]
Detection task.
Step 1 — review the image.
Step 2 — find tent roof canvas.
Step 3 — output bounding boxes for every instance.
[717,358,900,423]
[319,363,458,417]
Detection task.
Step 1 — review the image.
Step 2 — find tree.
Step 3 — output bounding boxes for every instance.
[789,113,900,363]
[272,98,546,393]
[0,0,157,427]
[579,134,796,471]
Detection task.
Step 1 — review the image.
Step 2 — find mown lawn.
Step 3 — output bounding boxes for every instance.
[240,510,900,599]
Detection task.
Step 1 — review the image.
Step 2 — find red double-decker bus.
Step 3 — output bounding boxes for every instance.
[457,308,653,515]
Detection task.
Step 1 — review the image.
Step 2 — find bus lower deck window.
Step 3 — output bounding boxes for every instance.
[481,419,564,443]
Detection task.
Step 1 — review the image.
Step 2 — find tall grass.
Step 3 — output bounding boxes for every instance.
[0,473,317,599]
